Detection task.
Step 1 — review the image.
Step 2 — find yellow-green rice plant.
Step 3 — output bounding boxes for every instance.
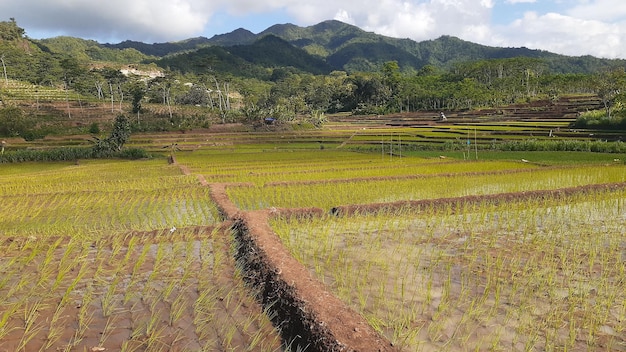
[16,300,47,351]
[271,187,626,350]
[168,288,190,327]
[233,164,626,210]
[100,275,120,318]
[42,298,71,350]
[0,302,19,340]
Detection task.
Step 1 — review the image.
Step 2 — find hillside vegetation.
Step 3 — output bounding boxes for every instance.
[1,18,626,142]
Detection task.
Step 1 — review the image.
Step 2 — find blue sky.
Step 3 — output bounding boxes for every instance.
[205,9,294,36]
[492,1,557,24]
[2,0,626,58]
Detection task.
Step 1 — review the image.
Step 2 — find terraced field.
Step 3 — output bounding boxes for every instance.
[176,147,626,351]
[1,113,625,351]
[0,160,282,351]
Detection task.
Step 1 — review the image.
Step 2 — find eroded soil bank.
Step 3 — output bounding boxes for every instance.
[232,210,397,352]
[208,183,397,351]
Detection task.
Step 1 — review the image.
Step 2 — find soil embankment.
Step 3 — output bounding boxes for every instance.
[208,183,397,351]
[330,181,626,216]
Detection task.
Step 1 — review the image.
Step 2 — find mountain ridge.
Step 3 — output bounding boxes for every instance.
[32,19,626,75]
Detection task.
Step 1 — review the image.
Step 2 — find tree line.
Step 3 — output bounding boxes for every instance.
[1,19,626,132]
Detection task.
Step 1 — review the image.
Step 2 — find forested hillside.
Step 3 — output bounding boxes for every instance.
[1,18,626,140]
[207,20,626,74]
[53,19,626,75]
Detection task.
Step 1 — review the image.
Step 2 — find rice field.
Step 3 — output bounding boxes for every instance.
[174,144,626,350]
[228,163,626,210]
[0,158,282,351]
[2,132,625,351]
[270,176,626,351]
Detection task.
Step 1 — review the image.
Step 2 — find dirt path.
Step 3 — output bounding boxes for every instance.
[206,182,397,351]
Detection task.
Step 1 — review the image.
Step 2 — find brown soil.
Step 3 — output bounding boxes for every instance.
[233,210,395,352]
[331,181,626,216]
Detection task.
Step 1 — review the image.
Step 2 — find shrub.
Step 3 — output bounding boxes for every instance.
[88,122,100,134]
[0,105,34,137]
[117,147,150,160]
[0,147,93,163]
[572,109,626,130]
[498,139,626,153]
[0,146,151,163]
[92,114,131,157]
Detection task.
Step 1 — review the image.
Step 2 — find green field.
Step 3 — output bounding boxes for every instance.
[0,158,281,351]
[1,123,625,351]
[271,188,626,350]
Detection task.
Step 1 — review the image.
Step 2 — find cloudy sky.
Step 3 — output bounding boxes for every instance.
[2,0,626,59]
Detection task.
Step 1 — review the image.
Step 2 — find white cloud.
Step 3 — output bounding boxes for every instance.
[567,0,626,22]
[505,0,536,4]
[3,0,214,42]
[334,9,355,25]
[222,0,292,15]
[275,0,494,42]
[487,10,626,58]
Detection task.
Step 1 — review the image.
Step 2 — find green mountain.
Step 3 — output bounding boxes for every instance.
[156,45,267,78]
[40,36,151,63]
[200,20,625,74]
[155,35,333,78]
[206,28,258,46]
[3,17,626,81]
[218,35,333,74]
[102,37,213,57]
[327,41,426,72]
[0,20,65,84]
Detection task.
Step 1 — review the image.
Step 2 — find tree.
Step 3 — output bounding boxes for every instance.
[593,68,626,119]
[146,73,178,119]
[59,57,86,118]
[0,18,25,41]
[176,84,210,106]
[0,54,7,85]
[129,81,145,115]
[382,61,401,111]
[92,115,131,156]
[98,67,127,113]
[0,105,33,137]
[34,54,62,87]
[303,75,333,112]
[108,114,131,151]
[267,74,306,117]
[349,73,389,113]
